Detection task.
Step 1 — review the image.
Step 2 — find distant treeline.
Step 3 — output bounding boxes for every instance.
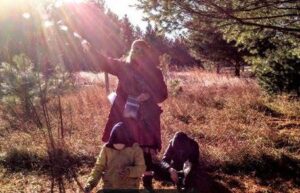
[135,0,300,95]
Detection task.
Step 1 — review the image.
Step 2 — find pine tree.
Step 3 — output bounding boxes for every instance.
[170,37,201,68]
[134,26,144,39]
[188,26,245,76]
[120,14,135,52]
[136,0,300,94]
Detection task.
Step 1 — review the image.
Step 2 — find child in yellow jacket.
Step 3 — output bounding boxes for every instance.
[84,122,146,193]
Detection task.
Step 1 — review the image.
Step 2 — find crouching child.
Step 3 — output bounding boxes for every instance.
[156,132,199,192]
[84,122,146,193]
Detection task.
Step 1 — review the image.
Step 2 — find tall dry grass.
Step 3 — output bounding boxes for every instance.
[0,69,299,192]
[163,71,270,166]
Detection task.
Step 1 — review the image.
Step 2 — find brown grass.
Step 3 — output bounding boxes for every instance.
[0,69,299,192]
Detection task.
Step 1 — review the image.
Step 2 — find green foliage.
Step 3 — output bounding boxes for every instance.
[120,14,135,52]
[188,26,245,75]
[143,23,199,67]
[0,54,72,129]
[136,0,300,94]
[223,27,300,95]
[254,55,300,95]
[170,38,201,67]
[0,54,40,122]
[228,29,300,95]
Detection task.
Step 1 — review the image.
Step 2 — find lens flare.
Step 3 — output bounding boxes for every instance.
[44,20,54,28]
[59,25,68,31]
[22,13,31,19]
[73,32,82,39]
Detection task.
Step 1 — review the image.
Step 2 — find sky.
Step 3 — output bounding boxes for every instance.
[105,0,148,30]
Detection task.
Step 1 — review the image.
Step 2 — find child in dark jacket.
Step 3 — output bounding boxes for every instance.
[157,132,200,191]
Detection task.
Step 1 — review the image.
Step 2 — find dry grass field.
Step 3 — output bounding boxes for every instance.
[0,69,299,193]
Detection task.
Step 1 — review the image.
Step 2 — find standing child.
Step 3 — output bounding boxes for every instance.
[84,122,146,193]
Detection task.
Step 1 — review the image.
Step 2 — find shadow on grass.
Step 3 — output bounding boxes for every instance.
[2,149,299,192]
[251,102,283,117]
[0,148,233,193]
[0,148,95,173]
[193,169,232,193]
[0,148,96,192]
[219,152,300,191]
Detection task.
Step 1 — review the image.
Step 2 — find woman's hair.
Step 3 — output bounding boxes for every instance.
[106,122,134,148]
[126,39,159,66]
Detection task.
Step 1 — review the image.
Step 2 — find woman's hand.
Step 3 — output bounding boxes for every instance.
[81,39,91,53]
[136,93,150,102]
[169,168,179,184]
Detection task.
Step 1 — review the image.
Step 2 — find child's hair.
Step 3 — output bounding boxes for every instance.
[172,132,189,147]
[106,122,134,148]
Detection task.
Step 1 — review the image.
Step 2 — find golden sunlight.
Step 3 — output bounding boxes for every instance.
[55,0,85,7]
[105,0,147,29]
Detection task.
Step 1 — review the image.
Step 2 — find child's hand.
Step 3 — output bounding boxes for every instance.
[83,185,91,193]
[119,168,130,178]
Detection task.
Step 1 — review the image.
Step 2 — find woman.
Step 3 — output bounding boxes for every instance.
[84,122,146,193]
[83,39,168,190]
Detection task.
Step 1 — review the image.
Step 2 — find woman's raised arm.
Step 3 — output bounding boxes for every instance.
[82,41,122,76]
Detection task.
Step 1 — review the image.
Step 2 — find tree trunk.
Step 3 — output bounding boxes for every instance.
[58,96,64,139]
[105,72,110,94]
[216,63,221,74]
[234,61,240,77]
